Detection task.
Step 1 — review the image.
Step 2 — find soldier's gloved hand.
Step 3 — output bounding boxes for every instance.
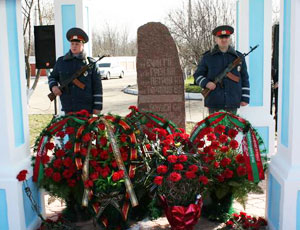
[206,82,216,90]
[52,86,62,96]
[240,102,248,106]
[93,109,101,115]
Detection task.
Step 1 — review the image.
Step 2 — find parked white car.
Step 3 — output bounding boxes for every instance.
[97,62,124,80]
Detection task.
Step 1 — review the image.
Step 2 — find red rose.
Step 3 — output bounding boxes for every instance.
[16,170,28,181]
[64,141,73,150]
[63,169,73,179]
[145,144,151,150]
[226,220,234,226]
[55,149,65,158]
[185,171,196,179]
[204,146,211,153]
[162,147,169,156]
[101,166,111,178]
[198,140,205,148]
[65,127,75,135]
[207,133,216,141]
[188,165,198,172]
[100,150,109,160]
[154,176,163,185]
[157,165,168,174]
[214,161,220,168]
[67,179,76,187]
[233,213,239,220]
[167,155,178,164]
[228,129,238,138]
[82,133,92,142]
[210,141,220,149]
[235,154,245,164]
[202,166,209,173]
[220,146,229,153]
[178,155,188,162]
[80,148,87,156]
[112,171,124,182]
[45,168,53,177]
[202,127,213,135]
[199,175,209,184]
[168,172,182,182]
[229,140,239,149]
[219,134,228,143]
[121,152,128,161]
[237,166,247,176]
[42,155,50,164]
[100,137,108,146]
[214,125,226,134]
[90,172,99,180]
[45,142,54,150]
[98,123,105,131]
[63,157,73,167]
[173,163,184,171]
[220,157,231,167]
[53,159,63,168]
[223,169,234,178]
[52,172,61,182]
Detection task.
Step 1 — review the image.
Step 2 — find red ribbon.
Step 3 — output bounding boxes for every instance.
[160,196,203,230]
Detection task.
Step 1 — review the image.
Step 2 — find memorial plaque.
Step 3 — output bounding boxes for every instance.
[137,22,185,128]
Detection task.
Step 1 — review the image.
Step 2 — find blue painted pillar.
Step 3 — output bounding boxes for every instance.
[236,0,275,156]
[54,0,93,58]
[0,0,42,229]
[267,1,300,229]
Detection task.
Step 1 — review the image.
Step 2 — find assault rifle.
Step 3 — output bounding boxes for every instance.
[200,45,259,98]
[48,55,106,101]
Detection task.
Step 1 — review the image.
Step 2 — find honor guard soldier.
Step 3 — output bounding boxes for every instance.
[193,25,250,114]
[48,27,103,114]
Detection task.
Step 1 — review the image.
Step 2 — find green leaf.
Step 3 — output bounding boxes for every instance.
[228,181,240,187]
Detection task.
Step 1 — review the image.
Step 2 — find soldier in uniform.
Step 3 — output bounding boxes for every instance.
[48,27,102,114]
[193,25,250,114]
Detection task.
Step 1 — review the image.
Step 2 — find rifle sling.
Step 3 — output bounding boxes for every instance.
[72,78,86,89]
[226,72,240,82]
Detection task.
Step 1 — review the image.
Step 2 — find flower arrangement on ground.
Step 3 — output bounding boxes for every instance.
[189,112,268,222]
[220,212,268,230]
[32,110,139,229]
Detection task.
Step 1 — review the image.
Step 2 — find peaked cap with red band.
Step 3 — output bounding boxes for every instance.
[212,25,234,37]
[66,27,89,43]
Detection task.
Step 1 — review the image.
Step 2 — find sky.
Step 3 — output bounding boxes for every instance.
[90,0,185,40]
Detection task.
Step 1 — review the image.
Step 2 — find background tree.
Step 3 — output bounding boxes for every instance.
[165,0,234,75]
[92,24,137,56]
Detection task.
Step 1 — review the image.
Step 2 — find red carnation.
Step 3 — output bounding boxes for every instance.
[217,174,225,182]
[207,133,216,141]
[229,140,239,149]
[52,172,61,182]
[120,134,127,142]
[100,150,109,160]
[204,146,211,153]
[145,122,154,128]
[202,166,209,173]
[220,146,229,153]
[63,157,73,167]
[98,123,105,131]
[214,125,226,134]
[53,159,63,168]
[63,169,73,179]
[56,131,65,138]
[111,160,118,168]
[100,137,108,146]
[226,220,234,226]
[162,146,169,156]
[188,165,198,172]
[45,168,53,177]
[168,172,182,182]
[67,179,76,187]
[173,163,184,171]
[198,140,205,148]
[219,134,228,143]
[167,155,178,164]
[220,157,231,167]
[80,147,87,156]
[199,175,209,184]
[214,161,220,168]
[112,170,124,182]
[178,155,188,162]
[64,141,73,150]
[185,171,196,179]
[235,154,245,164]
[223,168,234,178]
[65,127,75,135]
[121,152,128,161]
[157,165,168,174]
[84,179,94,188]
[228,129,238,138]
[16,170,28,181]
[237,166,247,176]
[211,141,220,149]
[42,155,50,164]
[128,105,138,112]
[154,176,163,185]
[82,133,92,142]
[101,166,111,178]
[55,149,65,158]
[91,148,98,157]
[45,142,54,150]
[90,172,99,181]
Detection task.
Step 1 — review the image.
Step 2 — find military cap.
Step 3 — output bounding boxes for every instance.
[212,25,234,37]
[66,27,89,43]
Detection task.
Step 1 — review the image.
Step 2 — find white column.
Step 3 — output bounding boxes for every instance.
[0,0,41,229]
[236,0,275,156]
[267,0,300,229]
[54,0,93,57]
